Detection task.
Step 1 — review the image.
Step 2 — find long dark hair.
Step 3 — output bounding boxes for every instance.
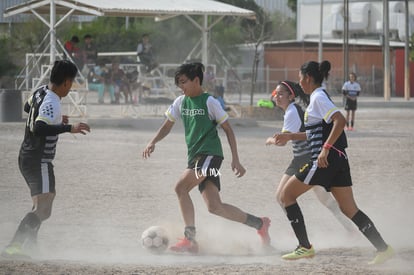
[300,60,331,86]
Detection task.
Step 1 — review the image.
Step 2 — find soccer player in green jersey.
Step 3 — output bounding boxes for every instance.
[142,62,270,253]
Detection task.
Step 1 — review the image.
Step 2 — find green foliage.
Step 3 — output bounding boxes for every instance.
[0,1,296,79]
[0,36,17,77]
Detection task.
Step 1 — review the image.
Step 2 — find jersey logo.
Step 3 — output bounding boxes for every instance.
[182,108,205,117]
[299,163,309,173]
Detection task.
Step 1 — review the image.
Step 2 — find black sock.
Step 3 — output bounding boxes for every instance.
[11,212,41,245]
[351,120,354,127]
[351,210,388,251]
[285,203,311,249]
[245,214,263,230]
[184,226,196,241]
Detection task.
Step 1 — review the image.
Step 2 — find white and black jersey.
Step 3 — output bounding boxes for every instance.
[282,103,311,157]
[342,81,361,98]
[19,86,67,162]
[304,88,347,161]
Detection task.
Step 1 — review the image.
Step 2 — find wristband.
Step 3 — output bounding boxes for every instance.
[323,143,332,150]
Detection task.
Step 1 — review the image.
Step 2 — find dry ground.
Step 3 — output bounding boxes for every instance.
[0,107,413,274]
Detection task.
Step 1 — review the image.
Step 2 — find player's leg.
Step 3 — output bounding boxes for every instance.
[2,161,54,257]
[350,109,356,129]
[170,168,205,253]
[312,186,355,232]
[280,176,314,259]
[331,186,394,264]
[276,174,291,208]
[345,109,350,129]
[201,180,271,246]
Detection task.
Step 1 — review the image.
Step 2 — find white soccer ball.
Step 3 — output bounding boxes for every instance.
[141,225,169,253]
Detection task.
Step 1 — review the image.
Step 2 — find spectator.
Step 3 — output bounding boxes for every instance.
[110,62,132,104]
[342,72,361,131]
[137,34,157,72]
[82,34,98,66]
[203,65,216,92]
[64,35,83,69]
[87,59,115,104]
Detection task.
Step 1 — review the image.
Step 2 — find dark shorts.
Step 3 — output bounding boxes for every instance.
[18,156,55,196]
[285,153,312,176]
[294,150,352,192]
[345,98,357,110]
[188,154,223,193]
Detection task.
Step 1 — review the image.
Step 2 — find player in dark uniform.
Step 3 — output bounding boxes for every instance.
[2,60,90,258]
[275,61,393,264]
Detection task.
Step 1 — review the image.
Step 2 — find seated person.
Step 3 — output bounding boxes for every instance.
[110,62,132,104]
[87,59,115,104]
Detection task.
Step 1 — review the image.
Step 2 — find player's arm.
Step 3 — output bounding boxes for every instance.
[142,119,174,159]
[220,121,246,178]
[318,111,346,168]
[34,120,90,136]
[274,132,307,144]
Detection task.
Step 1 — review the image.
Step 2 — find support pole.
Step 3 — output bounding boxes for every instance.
[404,0,410,100]
[343,0,349,83]
[50,0,56,63]
[383,0,391,101]
[202,14,208,65]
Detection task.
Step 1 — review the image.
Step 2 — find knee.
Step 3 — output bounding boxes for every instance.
[275,190,283,207]
[174,182,188,197]
[206,202,221,216]
[279,190,296,208]
[35,208,52,221]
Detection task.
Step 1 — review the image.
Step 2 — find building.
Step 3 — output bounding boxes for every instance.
[297,0,414,42]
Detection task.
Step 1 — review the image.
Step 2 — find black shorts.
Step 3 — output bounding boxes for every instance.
[188,154,223,193]
[285,154,312,176]
[295,150,352,192]
[18,156,55,196]
[345,98,357,111]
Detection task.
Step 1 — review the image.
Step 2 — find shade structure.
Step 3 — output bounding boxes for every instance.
[4,0,256,64]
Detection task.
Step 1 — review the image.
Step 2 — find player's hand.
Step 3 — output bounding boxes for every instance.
[317,149,329,168]
[274,133,288,146]
[71,122,90,135]
[231,161,246,178]
[265,137,276,145]
[62,115,69,124]
[142,143,155,159]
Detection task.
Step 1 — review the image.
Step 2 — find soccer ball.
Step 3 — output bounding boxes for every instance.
[141,226,169,254]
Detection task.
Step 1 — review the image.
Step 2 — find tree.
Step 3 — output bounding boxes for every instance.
[218,0,273,105]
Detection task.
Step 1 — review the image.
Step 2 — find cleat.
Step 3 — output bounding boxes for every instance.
[170,238,199,254]
[368,245,394,265]
[282,245,315,260]
[1,243,30,259]
[257,217,271,246]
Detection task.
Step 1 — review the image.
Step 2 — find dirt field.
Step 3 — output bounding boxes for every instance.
[0,106,413,274]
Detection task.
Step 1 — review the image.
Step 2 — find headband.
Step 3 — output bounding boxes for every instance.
[281,81,295,97]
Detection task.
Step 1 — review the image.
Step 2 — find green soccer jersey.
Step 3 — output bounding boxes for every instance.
[165,93,228,164]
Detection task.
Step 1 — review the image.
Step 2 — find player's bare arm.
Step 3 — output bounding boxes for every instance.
[142,119,174,159]
[318,111,346,168]
[220,120,246,178]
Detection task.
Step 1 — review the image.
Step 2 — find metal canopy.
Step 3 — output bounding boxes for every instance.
[4,0,256,64]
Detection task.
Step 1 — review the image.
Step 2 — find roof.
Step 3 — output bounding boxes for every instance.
[4,0,256,18]
[264,38,406,48]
